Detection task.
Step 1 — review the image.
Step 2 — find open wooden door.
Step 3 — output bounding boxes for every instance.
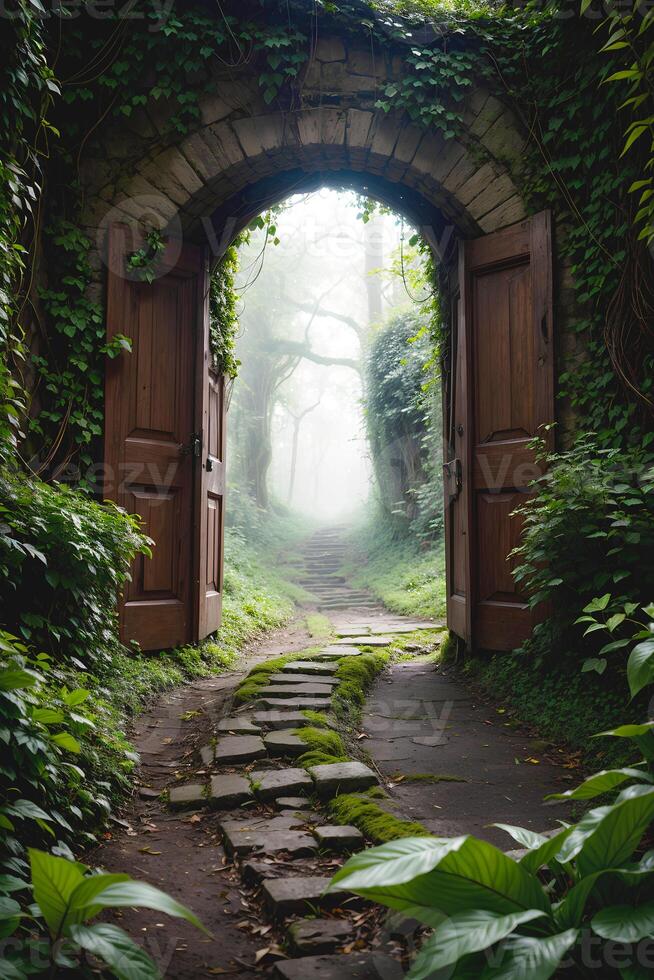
[443,211,554,651]
[194,260,227,639]
[104,225,226,650]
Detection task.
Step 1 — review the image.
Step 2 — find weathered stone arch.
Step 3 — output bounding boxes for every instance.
[80,34,531,279]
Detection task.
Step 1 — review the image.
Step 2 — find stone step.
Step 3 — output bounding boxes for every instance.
[268,673,337,686]
[257,697,332,711]
[250,767,313,800]
[257,683,333,698]
[264,730,306,758]
[273,953,401,980]
[216,716,261,734]
[309,761,378,797]
[282,661,337,676]
[168,783,204,810]
[262,876,343,918]
[318,645,361,658]
[314,825,365,853]
[208,773,252,810]
[220,820,317,858]
[288,918,352,955]
[277,796,311,809]
[333,636,393,646]
[213,735,267,764]
[253,709,328,730]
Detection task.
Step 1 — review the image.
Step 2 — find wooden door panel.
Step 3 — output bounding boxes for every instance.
[105,225,202,651]
[444,211,554,652]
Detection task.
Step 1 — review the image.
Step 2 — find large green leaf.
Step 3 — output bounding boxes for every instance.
[596,722,654,738]
[546,767,652,801]
[493,824,572,874]
[519,828,573,876]
[79,880,208,935]
[592,901,654,943]
[493,825,547,851]
[64,873,131,929]
[330,835,550,922]
[28,849,87,937]
[627,638,654,698]
[406,909,548,980]
[329,836,467,891]
[69,923,160,980]
[0,957,27,979]
[479,930,579,979]
[556,787,654,875]
[556,853,654,928]
[0,668,39,691]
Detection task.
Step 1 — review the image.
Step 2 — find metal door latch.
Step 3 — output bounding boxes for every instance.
[179,432,202,457]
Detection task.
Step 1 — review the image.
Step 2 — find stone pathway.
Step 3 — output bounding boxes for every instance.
[91,532,578,978]
[156,616,442,978]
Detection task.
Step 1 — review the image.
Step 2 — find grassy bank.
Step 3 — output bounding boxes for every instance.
[344,519,446,620]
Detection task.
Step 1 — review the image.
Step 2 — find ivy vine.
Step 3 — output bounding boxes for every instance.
[3,0,653,478]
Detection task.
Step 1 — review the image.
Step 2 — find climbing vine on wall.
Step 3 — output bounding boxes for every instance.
[5,0,653,475]
[0,0,59,466]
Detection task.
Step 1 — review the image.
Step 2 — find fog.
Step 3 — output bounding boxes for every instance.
[228,188,424,522]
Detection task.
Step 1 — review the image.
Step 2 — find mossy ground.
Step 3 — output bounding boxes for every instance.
[328,791,430,843]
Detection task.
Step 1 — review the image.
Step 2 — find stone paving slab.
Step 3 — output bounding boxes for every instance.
[257,697,332,711]
[282,661,338,676]
[309,761,378,797]
[208,774,252,810]
[335,636,393,647]
[288,918,352,954]
[268,673,338,686]
[314,825,364,853]
[277,796,310,809]
[250,767,314,800]
[221,825,317,858]
[262,876,340,917]
[258,683,334,698]
[213,735,267,764]
[319,645,361,658]
[241,859,276,886]
[199,744,214,766]
[168,783,205,810]
[264,730,306,758]
[273,953,402,980]
[253,710,323,730]
[216,716,261,734]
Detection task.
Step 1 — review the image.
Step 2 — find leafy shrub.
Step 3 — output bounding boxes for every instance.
[0,631,108,877]
[0,848,204,978]
[329,608,654,978]
[513,437,654,626]
[0,471,150,673]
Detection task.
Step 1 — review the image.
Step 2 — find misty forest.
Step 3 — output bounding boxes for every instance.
[2,1,654,978]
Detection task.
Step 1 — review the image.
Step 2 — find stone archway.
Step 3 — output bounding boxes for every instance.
[85,34,560,653]
[80,34,529,274]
